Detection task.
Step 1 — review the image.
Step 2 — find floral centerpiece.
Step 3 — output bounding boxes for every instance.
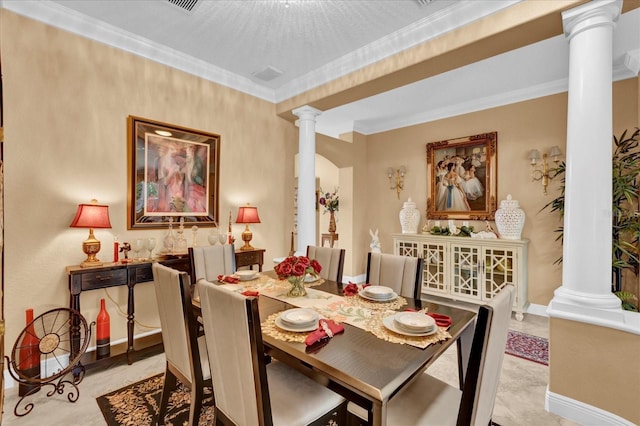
[318,187,339,233]
[275,255,322,297]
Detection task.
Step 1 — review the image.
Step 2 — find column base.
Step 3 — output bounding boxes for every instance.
[547,286,625,329]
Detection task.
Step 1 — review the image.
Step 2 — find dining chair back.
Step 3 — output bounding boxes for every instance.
[365,252,424,299]
[189,244,236,284]
[151,263,211,425]
[198,279,346,426]
[306,245,345,283]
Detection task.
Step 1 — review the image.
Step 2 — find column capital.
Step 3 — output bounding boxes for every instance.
[562,0,621,40]
[292,105,322,121]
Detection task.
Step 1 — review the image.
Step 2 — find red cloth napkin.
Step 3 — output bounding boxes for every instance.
[342,282,370,296]
[404,309,452,328]
[304,319,344,346]
[427,312,452,328]
[218,274,239,284]
[241,290,259,297]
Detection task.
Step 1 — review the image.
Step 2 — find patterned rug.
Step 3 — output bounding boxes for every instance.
[96,373,215,426]
[505,329,549,365]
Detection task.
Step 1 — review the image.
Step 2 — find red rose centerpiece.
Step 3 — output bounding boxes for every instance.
[275,255,322,297]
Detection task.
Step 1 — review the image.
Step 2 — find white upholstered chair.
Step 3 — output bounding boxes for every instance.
[365,252,424,299]
[198,279,347,426]
[348,284,515,425]
[189,244,236,283]
[306,245,345,283]
[151,263,211,426]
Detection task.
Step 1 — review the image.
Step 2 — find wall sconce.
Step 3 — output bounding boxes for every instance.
[528,146,562,194]
[387,166,407,199]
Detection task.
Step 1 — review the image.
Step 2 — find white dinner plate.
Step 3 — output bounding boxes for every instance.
[363,286,395,299]
[280,308,319,327]
[235,270,259,281]
[382,316,437,337]
[393,312,435,332]
[275,316,319,333]
[358,289,398,302]
[305,274,320,283]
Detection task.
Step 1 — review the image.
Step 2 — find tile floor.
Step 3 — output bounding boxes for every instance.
[1,313,577,426]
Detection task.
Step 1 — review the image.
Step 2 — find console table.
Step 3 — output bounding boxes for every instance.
[235,248,265,271]
[321,233,338,248]
[66,256,191,367]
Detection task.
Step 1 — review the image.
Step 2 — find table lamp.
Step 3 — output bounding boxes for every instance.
[235,203,261,251]
[70,199,112,268]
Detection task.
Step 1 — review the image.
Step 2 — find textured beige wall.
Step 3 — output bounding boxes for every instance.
[0,10,296,354]
[365,78,638,306]
[549,318,640,423]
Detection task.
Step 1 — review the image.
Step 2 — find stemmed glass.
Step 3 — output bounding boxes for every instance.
[208,229,219,246]
[145,237,157,261]
[132,239,145,261]
[218,232,227,245]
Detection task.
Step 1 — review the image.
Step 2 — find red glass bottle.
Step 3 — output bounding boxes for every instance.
[96,299,110,359]
[18,308,41,396]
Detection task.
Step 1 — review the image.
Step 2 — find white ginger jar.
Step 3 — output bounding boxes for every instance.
[399,198,420,234]
[494,194,525,240]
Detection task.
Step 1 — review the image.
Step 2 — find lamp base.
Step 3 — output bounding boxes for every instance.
[80,233,103,268]
[80,259,104,268]
[240,226,254,251]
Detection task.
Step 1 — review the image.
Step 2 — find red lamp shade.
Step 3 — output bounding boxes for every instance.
[235,205,260,251]
[70,200,112,268]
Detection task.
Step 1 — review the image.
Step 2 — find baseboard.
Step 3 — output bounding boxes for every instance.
[546,387,635,425]
[526,303,548,317]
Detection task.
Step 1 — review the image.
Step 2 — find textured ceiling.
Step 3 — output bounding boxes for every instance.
[3,0,639,138]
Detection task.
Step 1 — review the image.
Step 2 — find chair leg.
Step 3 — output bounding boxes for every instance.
[188,383,204,426]
[157,368,177,425]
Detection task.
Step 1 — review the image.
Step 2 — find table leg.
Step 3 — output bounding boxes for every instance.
[126,281,135,364]
[69,293,82,380]
[371,401,387,426]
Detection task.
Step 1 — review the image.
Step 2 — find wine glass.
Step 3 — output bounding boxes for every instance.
[145,237,157,260]
[218,232,227,245]
[132,239,145,261]
[208,229,219,246]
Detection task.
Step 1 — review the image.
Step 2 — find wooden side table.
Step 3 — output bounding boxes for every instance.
[321,233,339,248]
[235,248,265,271]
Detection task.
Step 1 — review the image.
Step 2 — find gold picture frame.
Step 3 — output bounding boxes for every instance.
[426,131,497,220]
[127,116,221,229]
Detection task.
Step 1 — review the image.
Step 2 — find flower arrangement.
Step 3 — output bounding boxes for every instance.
[275,255,322,279]
[318,187,339,214]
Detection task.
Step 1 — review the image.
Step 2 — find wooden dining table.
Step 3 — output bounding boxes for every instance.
[212,272,478,426]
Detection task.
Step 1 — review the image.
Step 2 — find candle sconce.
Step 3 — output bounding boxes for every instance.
[387,166,407,199]
[527,146,562,194]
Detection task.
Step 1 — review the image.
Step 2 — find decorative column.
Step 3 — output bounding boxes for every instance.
[292,105,322,254]
[548,0,623,322]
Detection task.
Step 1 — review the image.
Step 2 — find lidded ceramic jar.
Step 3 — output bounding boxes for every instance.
[494,194,525,240]
[399,197,420,234]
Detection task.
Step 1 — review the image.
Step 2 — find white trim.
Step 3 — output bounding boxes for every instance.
[547,296,640,335]
[342,273,366,285]
[546,387,636,426]
[526,303,549,317]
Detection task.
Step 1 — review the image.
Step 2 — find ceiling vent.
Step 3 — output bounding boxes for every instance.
[416,0,432,5]
[251,66,284,82]
[167,0,200,13]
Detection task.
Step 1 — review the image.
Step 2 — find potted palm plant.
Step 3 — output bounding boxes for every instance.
[542,128,640,311]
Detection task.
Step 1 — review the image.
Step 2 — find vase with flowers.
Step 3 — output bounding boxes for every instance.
[275,255,322,297]
[319,187,339,234]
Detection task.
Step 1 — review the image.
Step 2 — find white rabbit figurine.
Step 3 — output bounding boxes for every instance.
[369,229,381,253]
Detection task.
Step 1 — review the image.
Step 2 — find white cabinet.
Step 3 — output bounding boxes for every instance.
[393,233,529,320]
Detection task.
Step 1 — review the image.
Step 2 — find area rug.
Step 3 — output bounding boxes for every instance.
[505,329,549,365]
[96,373,215,426]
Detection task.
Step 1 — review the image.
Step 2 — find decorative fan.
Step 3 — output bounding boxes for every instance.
[6,308,93,417]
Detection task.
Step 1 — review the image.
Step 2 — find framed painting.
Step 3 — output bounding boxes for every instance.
[127,116,221,229]
[426,131,497,220]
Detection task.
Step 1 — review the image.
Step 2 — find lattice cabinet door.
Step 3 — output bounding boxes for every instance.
[396,239,419,258]
[483,247,517,301]
[421,241,448,295]
[450,243,482,301]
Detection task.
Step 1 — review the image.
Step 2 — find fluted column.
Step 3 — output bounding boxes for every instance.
[292,106,322,254]
[548,0,623,321]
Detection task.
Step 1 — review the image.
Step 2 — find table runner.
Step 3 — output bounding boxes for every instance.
[213,274,452,349]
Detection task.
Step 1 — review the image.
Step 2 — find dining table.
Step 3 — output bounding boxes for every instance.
[195,271,477,426]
